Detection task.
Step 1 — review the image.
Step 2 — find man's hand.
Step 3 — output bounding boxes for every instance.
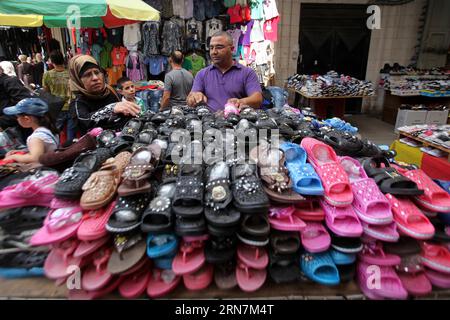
[113,101,141,117]
[227,98,241,107]
[5,150,19,157]
[187,92,207,107]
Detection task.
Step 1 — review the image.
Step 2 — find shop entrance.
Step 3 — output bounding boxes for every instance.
[297,4,372,114]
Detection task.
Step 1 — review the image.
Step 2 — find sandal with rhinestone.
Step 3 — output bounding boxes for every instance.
[121,118,143,142]
[230,163,269,214]
[141,181,176,234]
[106,194,152,234]
[205,235,237,264]
[172,164,204,218]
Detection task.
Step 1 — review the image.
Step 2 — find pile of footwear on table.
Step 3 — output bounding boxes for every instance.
[287,71,375,97]
[0,104,449,300]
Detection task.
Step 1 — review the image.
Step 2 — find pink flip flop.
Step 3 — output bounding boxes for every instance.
[236,259,267,292]
[320,200,363,237]
[172,240,205,275]
[424,267,450,288]
[357,262,408,300]
[340,157,393,225]
[0,173,59,210]
[119,263,152,299]
[358,242,401,266]
[44,240,82,280]
[397,270,432,297]
[68,277,122,300]
[386,194,435,240]
[402,169,450,213]
[237,244,269,269]
[183,263,214,291]
[301,138,353,207]
[147,269,181,298]
[268,206,306,232]
[294,200,325,221]
[301,222,331,253]
[73,236,110,258]
[81,247,113,291]
[361,221,399,243]
[77,201,116,241]
[420,242,450,274]
[30,205,84,246]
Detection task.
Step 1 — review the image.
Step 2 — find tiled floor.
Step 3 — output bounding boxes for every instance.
[346,114,398,146]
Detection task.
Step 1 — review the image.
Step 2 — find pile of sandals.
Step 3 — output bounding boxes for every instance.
[0,105,449,299]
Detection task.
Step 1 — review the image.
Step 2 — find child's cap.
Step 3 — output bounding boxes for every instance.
[3,98,49,117]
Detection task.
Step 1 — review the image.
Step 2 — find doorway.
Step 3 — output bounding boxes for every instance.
[298,4,372,114]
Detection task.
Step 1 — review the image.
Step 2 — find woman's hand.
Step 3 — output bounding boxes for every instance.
[113,101,141,117]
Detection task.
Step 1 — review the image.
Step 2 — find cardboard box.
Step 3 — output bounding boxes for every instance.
[395,109,428,131]
[426,110,449,125]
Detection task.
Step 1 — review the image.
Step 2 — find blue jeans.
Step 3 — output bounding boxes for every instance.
[266,86,288,110]
[137,89,164,113]
[56,111,77,143]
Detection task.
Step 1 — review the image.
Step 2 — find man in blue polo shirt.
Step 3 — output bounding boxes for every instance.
[187,31,263,112]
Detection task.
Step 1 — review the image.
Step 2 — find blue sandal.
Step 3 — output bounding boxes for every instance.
[300,251,340,285]
[146,234,178,259]
[280,142,324,196]
[329,249,356,266]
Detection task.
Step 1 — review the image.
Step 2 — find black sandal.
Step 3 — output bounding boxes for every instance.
[172,164,204,217]
[106,194,152,233]
[141,181,176,234]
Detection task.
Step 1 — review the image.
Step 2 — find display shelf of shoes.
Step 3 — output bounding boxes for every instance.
[1,277,450,299]
[398,130,450,162]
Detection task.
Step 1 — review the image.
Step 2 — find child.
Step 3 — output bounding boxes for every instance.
[3,98,59,164]
[116,77,146,114]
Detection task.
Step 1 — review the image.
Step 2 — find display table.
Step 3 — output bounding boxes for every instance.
[382,89,450,125]
[398,130,450,162]
[288,88,370,119]
[1,277,450,300]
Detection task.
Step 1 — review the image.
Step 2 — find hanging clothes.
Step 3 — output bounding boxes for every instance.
[160,20,183,56]
[126,51,146,82]
[185,18,203,52]
[205,18,224,50]
[123,23,141,51]
[142,21,161,56]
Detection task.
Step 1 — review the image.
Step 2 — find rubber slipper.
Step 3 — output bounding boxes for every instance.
[293,200,325,221]
[268,206,306,232]
[268,250,301,284]
[361,221,399,243]
[330,233,363,253]
[301,222,331,253]
[320,199,363,237]
[237,244,268,270]
[147,269,181,298]
[118,263,152,299]
[77,201,116,241]
[396,267,432,297]
[270,230,300,255]
[384,237,421,256]
[300,251,340,286]
[146,234,178,259]
[44,240,82,280]
[357,262,408,300]
[68,277,122,300]
[337,264,356,283]
[236,259,267,292]
[183,263,214,291]
[329,249,356,265]
[358,242,401,266]
[386,194,435,240]
[82,247,113,291]
[107,239,147,275]
[73,236,110,259]
[172,240,205,275]
[154,253,177,270]
[420,242,450,274]
[424,267,450,288]
[214,261,237,290]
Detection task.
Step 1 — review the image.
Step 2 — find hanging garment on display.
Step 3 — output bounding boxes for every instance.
[241,20,253,46]
[107,65,125,86]
[205,18,224,49]
[240,5,251,22]
[172,0,194,19]
[142,21,161,56]
[161,20,183,56]
[143,0,163,11]
[144,55,169,76]
[183,53,206,77]
[123,23,142,51]
[161,0,173,18]
[91,44,102,64]
[193,0,206,21]
[249,0,264,20]
[126,51,146,82]
[185,18,203,51]
[111,46,128,66]
[106,27,124,46]
[263,0,279,20]
[250,19,265,43]
[205,0,226,19]
[224,0,236,7]
[99,41,113,69]
[227,28,242,54]
[227,4,244,24]
[263,16,279,42]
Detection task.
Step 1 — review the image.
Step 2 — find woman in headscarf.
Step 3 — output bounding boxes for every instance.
[0,61,17,77]
[69,55,140,133]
